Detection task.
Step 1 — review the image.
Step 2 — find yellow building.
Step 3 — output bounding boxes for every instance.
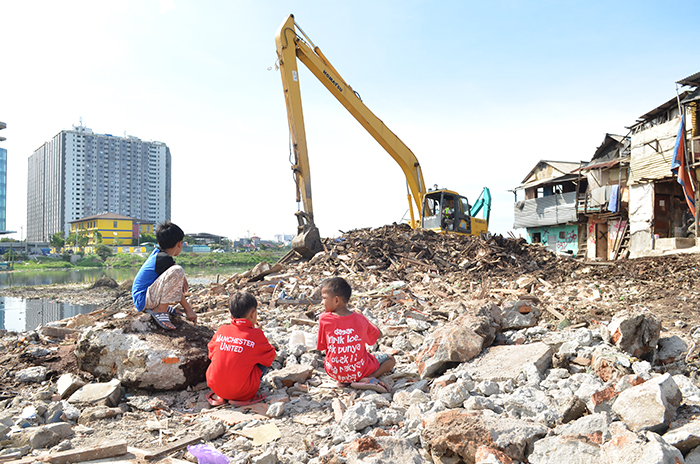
[69,213,155,246]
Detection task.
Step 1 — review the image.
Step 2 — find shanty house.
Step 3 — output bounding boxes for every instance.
[576,134,631,260]
[513,160,584,255]
[627,89,696,258]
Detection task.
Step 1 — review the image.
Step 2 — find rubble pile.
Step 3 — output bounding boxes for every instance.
[0,224,699,463]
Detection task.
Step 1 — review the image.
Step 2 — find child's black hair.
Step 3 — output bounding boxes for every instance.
[155,220,185,250]
[229,292,257,319]
[321,277,352,303]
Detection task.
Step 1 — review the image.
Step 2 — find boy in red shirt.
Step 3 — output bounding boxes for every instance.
[316,277,395,393]
[206,292,276,406]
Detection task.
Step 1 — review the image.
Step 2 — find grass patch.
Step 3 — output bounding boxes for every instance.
[176,249,288,267]
[75,254,105,268]
[17,259,74,270]
[107,254,147,268]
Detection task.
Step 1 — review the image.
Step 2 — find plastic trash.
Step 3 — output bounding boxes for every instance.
[289,330,305,346]
[187,444,230,464]
[20,406,37,419]
[304,332,316,349]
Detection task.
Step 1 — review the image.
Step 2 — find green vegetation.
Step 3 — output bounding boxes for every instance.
[106,253,147,268]
[75,254,105,268]
[176,249,288,266]
[0,246,291,271]
[17,258,74,270]
[50,231,65,249]
[95,244,113,262]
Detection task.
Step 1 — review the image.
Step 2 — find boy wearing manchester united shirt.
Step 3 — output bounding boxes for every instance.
[206,292,276,405]
[316,277,395,393]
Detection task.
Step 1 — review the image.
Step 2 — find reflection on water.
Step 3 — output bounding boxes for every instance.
[0,265,251,332]
[0,265,250,289]
[0,297,98,332]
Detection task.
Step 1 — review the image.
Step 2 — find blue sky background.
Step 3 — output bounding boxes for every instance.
[1,1,698,241]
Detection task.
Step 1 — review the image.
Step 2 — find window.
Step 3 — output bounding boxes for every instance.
[114,221,118,228]
[559,231,566,239]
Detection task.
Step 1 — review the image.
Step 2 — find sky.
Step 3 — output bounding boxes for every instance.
[1,0,698,242]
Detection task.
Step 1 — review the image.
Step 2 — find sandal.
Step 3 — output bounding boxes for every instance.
[229,393,267,407]
[167,306,184,316]
[206,392,227,407]
[350,378,389,394]
[145,309,175,330]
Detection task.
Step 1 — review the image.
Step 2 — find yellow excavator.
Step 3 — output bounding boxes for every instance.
[275,14,491,258]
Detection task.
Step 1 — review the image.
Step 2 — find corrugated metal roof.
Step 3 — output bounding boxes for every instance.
[677,71,700,87]
[515,173,580,191]
[631,94,688,126]
[520,160,583,184]
[581,159,622,171]
[681,87,700,104]
[513,192,578,228]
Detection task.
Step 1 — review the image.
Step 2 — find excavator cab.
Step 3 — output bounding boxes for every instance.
[421,190,485,235]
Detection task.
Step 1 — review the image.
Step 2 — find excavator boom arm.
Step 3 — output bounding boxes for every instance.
[275,14,427,226]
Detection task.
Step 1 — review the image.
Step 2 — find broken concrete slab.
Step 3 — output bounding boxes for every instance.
[528,435,601,463]
[657,335,688,365]
[461,342,553,382]
[600,422,684,463]
[604,309,660,359]
[16,366,47,383]
[415,303,501,378]
[342,436,425,464]
[661,419,700,454]
[264,364,313,388]
[421,409,548,463]
[56,373,85,399]
[500,300,541,330]
[74,323,212,391]
[67,379,121,407]
[612,373,681,433]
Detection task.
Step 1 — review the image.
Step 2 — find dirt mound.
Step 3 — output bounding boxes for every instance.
[89,275,119,289]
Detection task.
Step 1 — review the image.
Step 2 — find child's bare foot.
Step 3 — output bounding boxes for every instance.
[337,381,350,388]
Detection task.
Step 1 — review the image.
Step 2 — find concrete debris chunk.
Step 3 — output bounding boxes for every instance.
[16,366,47,383]
[67,379,121,407]
[422,409,548,463]
[600,422,684,463]
[415,303,501,378]
[612,373,682,433]
[56,373,86,400]
[463,342,553,383]
[605,308,661,359]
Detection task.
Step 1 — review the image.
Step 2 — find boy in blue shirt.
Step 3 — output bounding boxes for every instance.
[132,221,197,329]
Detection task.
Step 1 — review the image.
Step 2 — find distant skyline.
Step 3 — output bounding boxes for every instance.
[2,1,698,241]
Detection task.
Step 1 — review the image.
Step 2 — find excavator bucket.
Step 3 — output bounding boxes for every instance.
[292,224,323,259]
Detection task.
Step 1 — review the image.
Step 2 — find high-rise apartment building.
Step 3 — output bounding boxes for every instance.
[27,124,171,242]
[0,122,8,233]
[0,121,7,232]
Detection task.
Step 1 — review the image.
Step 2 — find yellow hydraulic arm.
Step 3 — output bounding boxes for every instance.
[275,14,428,250]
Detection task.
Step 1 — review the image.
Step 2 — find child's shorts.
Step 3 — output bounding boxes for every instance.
[374,352,390,364]
[257,363,269,380]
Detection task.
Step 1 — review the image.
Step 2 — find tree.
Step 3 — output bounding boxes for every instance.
[95,231,103,244]
[140,232,156,244]
[50,231,65,250]
[95,244,113,262]
[65,233,77,246]
[77,232,89,248]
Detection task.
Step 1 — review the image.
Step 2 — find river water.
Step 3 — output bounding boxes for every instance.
[0,265,250,332]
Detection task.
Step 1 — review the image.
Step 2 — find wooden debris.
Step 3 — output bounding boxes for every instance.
[143,435,203,461]
[12,440,127,464]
